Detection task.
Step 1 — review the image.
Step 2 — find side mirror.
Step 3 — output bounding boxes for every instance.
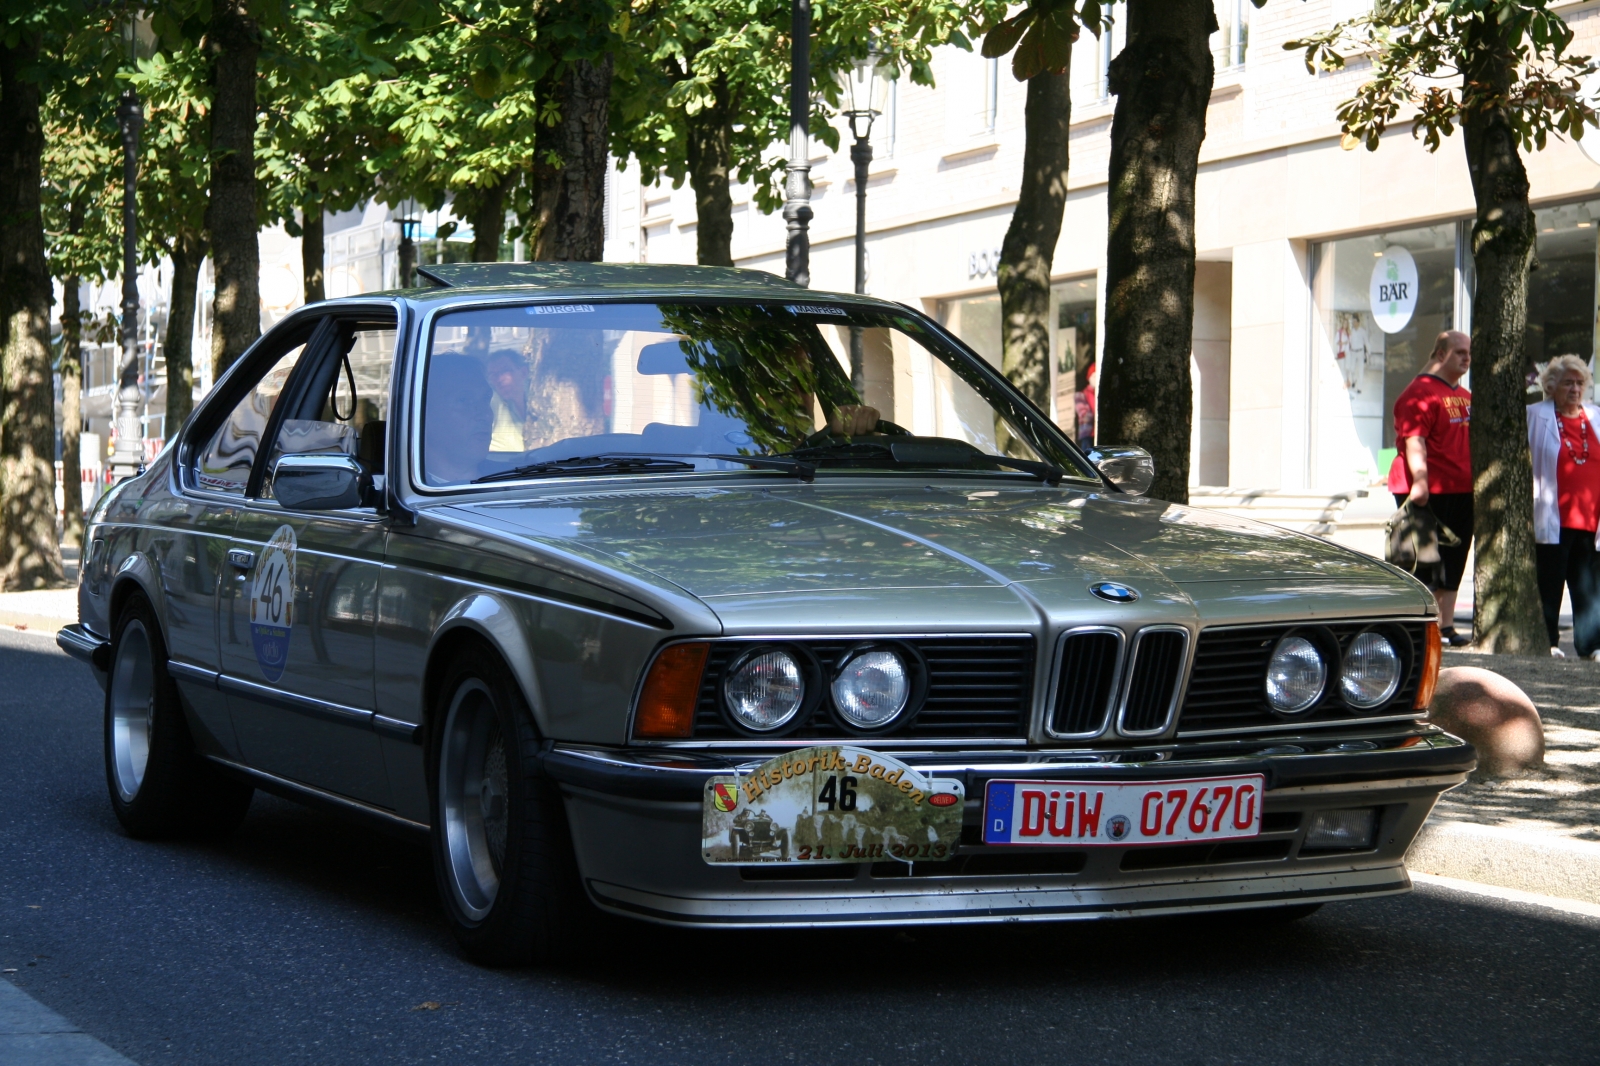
[1088,446,1155,496]
[271,453,376,510]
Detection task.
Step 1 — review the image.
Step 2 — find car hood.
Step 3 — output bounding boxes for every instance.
[452,483,1414,615]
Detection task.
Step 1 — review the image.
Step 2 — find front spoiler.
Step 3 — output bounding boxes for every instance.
[589,866,1412,928]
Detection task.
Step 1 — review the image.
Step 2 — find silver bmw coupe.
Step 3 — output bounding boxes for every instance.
[60,263,1473,964]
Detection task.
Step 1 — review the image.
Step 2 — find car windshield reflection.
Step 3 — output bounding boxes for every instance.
[420,301,1095,487]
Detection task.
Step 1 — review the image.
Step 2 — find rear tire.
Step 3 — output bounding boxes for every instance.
[106,593,253,839]
[429,644,592,966]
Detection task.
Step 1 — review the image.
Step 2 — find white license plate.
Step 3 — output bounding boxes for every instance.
[982,774,1263,846]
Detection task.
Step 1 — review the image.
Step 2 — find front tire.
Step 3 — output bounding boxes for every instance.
[106,593,253,839]
[429,645,590,966]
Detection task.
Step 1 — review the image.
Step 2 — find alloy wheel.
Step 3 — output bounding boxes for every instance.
[109,620,155,803]
[440,679,510,921]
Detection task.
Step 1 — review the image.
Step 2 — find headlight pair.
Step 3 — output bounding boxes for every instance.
[723,644,917,733]
[1265,629,1403,714]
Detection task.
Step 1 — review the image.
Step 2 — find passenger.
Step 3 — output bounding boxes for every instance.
[425,354,495,484]
[485,349,531,453]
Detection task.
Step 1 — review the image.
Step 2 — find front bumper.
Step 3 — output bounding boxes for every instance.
[544,727,1474,928]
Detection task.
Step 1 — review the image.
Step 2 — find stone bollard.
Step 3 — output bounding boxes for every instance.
[1427,667,1545,778]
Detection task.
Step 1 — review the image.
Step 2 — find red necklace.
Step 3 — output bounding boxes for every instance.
[1562,413,1590,466]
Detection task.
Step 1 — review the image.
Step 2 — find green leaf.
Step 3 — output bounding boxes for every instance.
[981,9,1033,60]
[1011,18,1047,81]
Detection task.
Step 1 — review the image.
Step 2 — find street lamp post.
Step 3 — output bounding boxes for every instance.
[841,46,892,394]
[109,44,145,479]
[783,0,812,286]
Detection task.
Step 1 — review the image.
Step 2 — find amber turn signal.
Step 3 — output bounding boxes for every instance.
[1413,622,1442,710]
[633,642,710,738]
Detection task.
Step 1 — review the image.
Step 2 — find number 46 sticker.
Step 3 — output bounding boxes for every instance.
[249,524,296,683]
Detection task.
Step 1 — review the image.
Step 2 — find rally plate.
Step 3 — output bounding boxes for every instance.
[702,746,964,865]
[983,774,1263,846]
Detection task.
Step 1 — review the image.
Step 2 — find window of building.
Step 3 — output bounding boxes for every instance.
[980,57,999,133]
[1527,200,1599,399]
[1212,0,1249,71]
[1054,277,1098,450]
[939,276,1100,445]
[1311,223,1458,485]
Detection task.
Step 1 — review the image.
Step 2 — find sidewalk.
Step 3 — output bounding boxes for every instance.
[1407,650,1600,903]
[0,549,79,632]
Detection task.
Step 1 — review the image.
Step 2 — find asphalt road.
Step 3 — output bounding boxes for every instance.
[3,627,1598,1066]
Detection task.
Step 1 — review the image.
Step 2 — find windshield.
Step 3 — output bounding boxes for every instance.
[418,300,1097,487]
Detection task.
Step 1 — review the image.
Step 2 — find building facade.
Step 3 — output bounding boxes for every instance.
[604,0,1600,497]
[62,1,1600,518]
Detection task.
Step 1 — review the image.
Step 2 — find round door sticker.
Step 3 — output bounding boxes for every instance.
[1369,245,1418,334]
[249,525,296,682]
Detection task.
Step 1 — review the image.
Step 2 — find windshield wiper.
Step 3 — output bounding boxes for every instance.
[702,454,816,482]
[781,438,1065,485]
[471,454,697,484]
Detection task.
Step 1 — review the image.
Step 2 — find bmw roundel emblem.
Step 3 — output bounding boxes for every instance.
[1090,581,1140,603]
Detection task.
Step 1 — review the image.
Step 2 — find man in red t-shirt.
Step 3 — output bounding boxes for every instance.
[1386,330,1472,644]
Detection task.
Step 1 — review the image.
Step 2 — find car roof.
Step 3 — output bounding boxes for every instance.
[346,262,905,313]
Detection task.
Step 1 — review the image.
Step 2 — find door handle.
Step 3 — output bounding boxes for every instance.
[227,549,255,571]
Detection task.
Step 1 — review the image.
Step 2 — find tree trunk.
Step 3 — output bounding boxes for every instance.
[470,172,516,261]
[1096,0,1215,504]
[685,73,735,267]
[997,69,1072,439]
[1461,16,1546,655]
[0,33,67,589]
[532,55,613,261]
[166,229,205,435]
[59,274,83,548]
[205,0,262,379]
[301,195,325,303]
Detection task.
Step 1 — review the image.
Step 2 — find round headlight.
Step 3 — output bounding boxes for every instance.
[1266,636,1326,714]
[1341,631,1402,708]
[724,649,805,731]
[831,649,910,728]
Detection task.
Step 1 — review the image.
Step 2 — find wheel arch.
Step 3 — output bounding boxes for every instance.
[108,554,165,639]
[421,592,546,752]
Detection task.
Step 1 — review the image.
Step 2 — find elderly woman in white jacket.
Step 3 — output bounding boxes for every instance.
[1527,354,1600,659]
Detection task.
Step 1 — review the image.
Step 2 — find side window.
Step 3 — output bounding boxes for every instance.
[193,343,308,495]
[263,323,397,500]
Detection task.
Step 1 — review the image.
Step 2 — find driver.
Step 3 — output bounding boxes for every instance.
[424,354,495,484]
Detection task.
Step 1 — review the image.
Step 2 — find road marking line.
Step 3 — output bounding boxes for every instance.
[1412,871,1600,919]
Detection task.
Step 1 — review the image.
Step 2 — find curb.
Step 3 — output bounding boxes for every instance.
[0,613,72,634]
[0,979,138,1065]
[1406,819,1600,906]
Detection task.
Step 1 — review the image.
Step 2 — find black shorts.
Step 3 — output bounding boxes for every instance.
[1393,491,1473,592]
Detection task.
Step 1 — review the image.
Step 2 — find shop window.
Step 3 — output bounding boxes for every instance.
[939,277,1099,445]
[1311,223,1457,484]
[1054,278,1098,450]
[1526,201,1599,400]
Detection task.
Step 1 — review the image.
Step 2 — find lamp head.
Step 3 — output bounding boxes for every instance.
[842,45,895,141]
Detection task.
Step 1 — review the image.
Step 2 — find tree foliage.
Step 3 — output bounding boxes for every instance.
[1288,0,1598,154]
[1288,1,1596,654]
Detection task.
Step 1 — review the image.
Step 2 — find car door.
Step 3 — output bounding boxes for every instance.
[217,311,398,806]
[171,317,325,759]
